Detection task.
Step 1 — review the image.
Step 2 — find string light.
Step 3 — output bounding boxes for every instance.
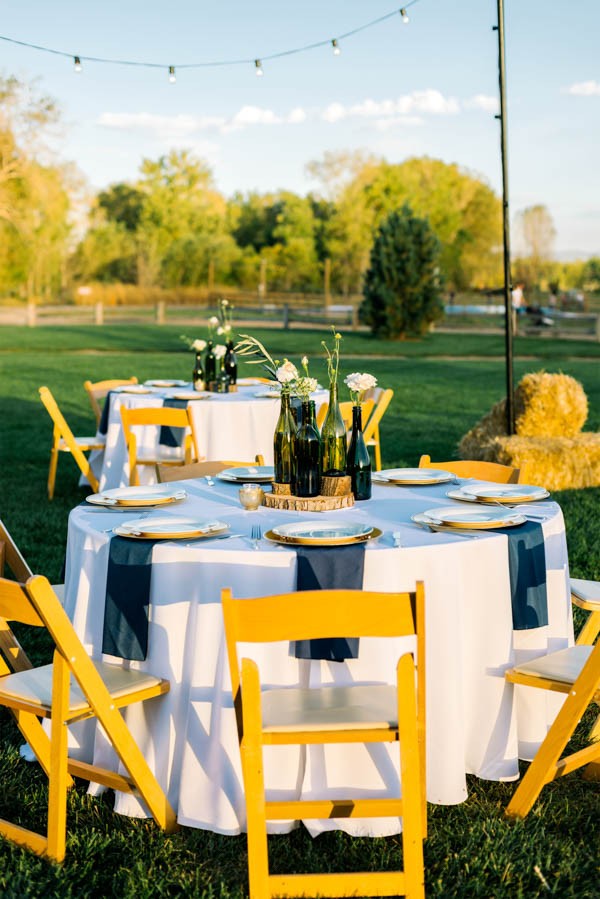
[0,3,419,78]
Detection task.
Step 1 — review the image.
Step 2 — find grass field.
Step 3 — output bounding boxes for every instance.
[0,325,598,898]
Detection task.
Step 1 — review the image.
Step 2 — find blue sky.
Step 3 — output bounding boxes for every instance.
[1,0,599,255]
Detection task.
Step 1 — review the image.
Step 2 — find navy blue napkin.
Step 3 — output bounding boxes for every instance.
[495,520,548,630]
[292,543,366,662]
[159,397,188,447]
[102,535,155,660]
[98,390,116,436]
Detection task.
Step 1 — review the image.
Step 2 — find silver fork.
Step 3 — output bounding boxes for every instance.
[251,523,262,549]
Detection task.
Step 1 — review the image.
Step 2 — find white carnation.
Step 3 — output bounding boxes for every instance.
[191,339,207,352]
[276,360,299,384]
[209,316,220,326]
[217,326,225,335]
[214,344,227,360]
[345,372,377,393]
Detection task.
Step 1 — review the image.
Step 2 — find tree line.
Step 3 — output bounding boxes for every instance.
[0,75,598,304]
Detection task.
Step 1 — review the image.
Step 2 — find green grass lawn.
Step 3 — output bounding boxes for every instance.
[0,325,598,897]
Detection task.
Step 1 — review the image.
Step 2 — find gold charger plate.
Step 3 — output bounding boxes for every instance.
[264,527,382,546]
[114,516,228,540]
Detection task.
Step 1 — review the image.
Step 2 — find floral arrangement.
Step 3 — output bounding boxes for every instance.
[181,335,207,353]
[214,344,227,361]
[321,328,342,386]
[294,355,319,402]
[235,334,321,399]
[216,298,234,339]
[345,371,377,405]
[207,315,220,341]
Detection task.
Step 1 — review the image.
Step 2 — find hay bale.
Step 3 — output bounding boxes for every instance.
[494,434,600,491]
[514,372,587,437]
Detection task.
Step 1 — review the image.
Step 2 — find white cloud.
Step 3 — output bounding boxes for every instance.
[564,80,600,96]
[464,94,499,113]
[98,105,307,139]
[321,89,460,125]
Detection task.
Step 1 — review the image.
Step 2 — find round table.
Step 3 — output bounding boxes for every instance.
[63,476,573,835]
[89,383,328,491]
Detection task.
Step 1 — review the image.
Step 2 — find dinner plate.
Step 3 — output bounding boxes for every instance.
[237,377,272,386]
[86,485,186,507]
[460,483,550,503]
[374,468,456,486]
[265,520,380,546]
[167,391,212,401]
[253,389,281,399]
[144,379,188,388]
[114,384,153,394]
[114,516,228,540]
[218,466,275,483]
[417,505,526,529]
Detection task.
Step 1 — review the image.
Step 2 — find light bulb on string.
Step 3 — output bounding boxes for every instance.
[400,8,410,23]
[168,65,176,83]
[73,56,82,73]
[254,59,263,77]
[331,39,341,56]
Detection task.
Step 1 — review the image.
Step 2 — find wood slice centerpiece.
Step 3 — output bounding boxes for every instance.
[263,477,354,511]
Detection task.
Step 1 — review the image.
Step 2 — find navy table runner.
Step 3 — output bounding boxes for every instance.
[292,543,366,662]
[495,519,548,630]
[98,390,116,436]
[103,536,155,660]
[158,397,188,447]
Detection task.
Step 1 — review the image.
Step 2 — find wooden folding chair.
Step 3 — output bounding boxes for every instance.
[156,456,266,483]
[83,377,138,428]
[222,583,427,899]
[0,574,178,861]
[316,399,375,432]
[504,639,600,819]
[120,405,200,486]
[39,387,103,499]
[418,454,522,484]
[363,388,394,471]
[571,578,600,645]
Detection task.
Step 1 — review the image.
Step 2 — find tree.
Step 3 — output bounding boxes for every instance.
[513,204,556,287]
[360,206,444,339]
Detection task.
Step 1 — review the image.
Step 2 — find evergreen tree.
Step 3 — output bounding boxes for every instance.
[360,205,444,339]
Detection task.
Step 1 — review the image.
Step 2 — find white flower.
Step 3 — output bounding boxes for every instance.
[214,344,227,360]
[221,299,229,307]
[276,360,299,384]
[209,316,220,327]
[217,326,225,335]
[191,338,207,352]
[295,376,319,400]
[344,372,377,394]
[301,355,309,367]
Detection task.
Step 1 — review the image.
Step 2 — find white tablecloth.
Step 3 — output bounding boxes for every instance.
[89,384,328,490]
[64,478,573,836]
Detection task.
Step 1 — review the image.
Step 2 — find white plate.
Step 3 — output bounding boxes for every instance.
[218,466,275,483]
[87,485,186,507]
[167,391,212,401]
[114,516,228,539]
[460,484,550,503]
[267,520,376,545]
[144,379,189,388]
[237,377,272,386]
[375,468,456,485]
[253,390,281,398]
[420,505,526,529]
[114,384,153,394]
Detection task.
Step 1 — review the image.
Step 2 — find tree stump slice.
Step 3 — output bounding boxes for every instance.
[272,482,292,495]
[263,492,354,512]
[320,475,352,497]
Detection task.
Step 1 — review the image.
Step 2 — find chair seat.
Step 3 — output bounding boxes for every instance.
[571,577,600,606]
[0,660,166,713]
[261,684,398,733]
[512,645,594,685]
[137,449,186,465]
[58,437,104,452]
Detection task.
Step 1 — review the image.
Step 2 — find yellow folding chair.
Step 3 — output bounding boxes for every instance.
[156,456,266,483]
[504,639,600,819]
[222,583,427,899]
[316,399,375,432]
[363,387,394,471]
[83,377,138,428]
[571,578,600,645]
[120,405,200,486]
[418,454,522,484]
[0,574,178,861]
[39,387,103,499]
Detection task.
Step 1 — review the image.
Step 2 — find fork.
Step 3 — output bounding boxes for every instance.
[251,523,262,550]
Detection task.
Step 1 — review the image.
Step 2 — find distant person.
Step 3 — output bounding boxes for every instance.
[548,290,557,308]
[511,282,524,333]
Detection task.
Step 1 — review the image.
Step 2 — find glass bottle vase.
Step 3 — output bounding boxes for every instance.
[347,404,372,500]
[192,352,205,391]
[204,340,217,386]
[273,392,295,485]
[224,340,237,385]
[295,400,321,497]
[320,381,348,476]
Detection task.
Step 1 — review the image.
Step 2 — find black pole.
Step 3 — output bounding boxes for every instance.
[495,0,515,434]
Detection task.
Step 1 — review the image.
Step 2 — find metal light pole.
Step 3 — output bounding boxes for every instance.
[495,0,515,434]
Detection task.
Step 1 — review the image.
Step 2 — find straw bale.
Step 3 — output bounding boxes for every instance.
[494,434,600,491]
[514,372,587,437]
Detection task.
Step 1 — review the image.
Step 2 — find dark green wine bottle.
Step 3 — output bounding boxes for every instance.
[295,400,321,497]
[347,405,372,500]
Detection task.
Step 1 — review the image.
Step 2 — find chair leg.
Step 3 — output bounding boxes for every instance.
[47,657,70,861]
[397,653,425,899]
[576,611,600,645]
[374,438,382,472]
[47,435,60,501]
[241,661,270,899]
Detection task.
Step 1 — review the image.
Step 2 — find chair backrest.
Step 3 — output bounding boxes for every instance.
[418,454,522,484]
[0,519,33,583]
[316,399,375,431]
[156,456,265,483]
[39,386,100,494]
[84,378,138,427]
[363,389,394,443]
[120,404,200,461]
[222,584,425,733]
